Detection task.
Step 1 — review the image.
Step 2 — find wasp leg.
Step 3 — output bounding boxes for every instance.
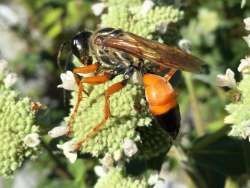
[73,63,99,74]
[164,68,177,81]
[75,79,127,149]
[67,70,111,135]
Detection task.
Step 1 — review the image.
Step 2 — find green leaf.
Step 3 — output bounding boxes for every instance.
[187,127,250,188]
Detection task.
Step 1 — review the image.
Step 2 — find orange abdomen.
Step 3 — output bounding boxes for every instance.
[143,74,177,115]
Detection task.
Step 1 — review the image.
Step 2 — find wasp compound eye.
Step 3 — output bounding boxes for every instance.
[71,31,92,62]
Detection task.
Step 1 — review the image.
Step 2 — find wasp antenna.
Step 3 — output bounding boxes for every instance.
[57,41,70,72]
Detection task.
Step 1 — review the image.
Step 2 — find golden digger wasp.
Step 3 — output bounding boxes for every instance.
[58,27,204,148]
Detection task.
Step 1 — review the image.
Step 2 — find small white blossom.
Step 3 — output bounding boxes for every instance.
[0,59,8,73]
[57,140,77,163]
[91,3,106,16]
[23,133,40,147]
[244,126,250,141]
[100,153,114,168]
[178,39,192,54]
[148,172,159,186]
[238,57,250,73]
[113,150,123,161]
[48,125,69,138]
[243,34,250,47]
[4,73,17,88]
[159,162,169,179]
[141,0,155,16]
[244,17,250,31]
[123,138,138,157]
[94,165,108,177]
[216,69,236,88]
[57,71,76,91]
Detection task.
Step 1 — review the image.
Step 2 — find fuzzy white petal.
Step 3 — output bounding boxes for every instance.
[65,151,77,163]
[4,73,17,88]
[23,133,40,147]
[123,138,138,157]
[57,71,76,91]
[216,69,236,88]
[100,154,114,168]
[94,165,108,177]
[91,3,106,16]
[57,140,77,163]
[243,34,250,47]
[141,0,154,16]
[238,57,250,73]
[244,17,250,31]
[48,125,69,138]
[148,172,159,186]
[178,39,192,54]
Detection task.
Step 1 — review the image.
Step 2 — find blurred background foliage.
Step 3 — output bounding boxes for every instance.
[1,0,250,188]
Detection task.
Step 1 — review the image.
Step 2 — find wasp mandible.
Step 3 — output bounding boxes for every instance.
[58,27,204,148]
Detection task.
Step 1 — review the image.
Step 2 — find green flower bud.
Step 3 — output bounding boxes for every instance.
[225,74,250,140]
[95,168,147,188]
[0,77,39,177]
[101,0,183,39]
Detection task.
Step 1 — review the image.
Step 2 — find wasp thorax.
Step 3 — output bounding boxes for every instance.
[71,31,92,63]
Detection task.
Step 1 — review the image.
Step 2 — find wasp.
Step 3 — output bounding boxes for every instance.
[59,27,204,148]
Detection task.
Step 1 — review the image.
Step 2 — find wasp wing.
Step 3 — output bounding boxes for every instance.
[99,32,204,73]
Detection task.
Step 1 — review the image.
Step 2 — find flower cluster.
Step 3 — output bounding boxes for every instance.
[217,18,250,141]
[0,59,40,177]
[95,168,147,188]
[51,0,183,187]
[100,0,183,40]
[54,73,172,163]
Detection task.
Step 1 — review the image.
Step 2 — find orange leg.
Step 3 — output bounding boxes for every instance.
[75,80,127,149]
[164,68,177,81]
[67,64,109,135]
[73,63,99,74]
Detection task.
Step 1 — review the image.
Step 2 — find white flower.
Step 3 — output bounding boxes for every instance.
[244,17,250,31]
[0,59,8,74]
[48,125,69,138]
[4,73,17,88]
[245,126,250,141]
[100,153,114,168]
[57,71,76,91]
[243,34,250,47]
[141,0,155,16]
[91,3,106,16]
[113,150,123,161]
[159,162,169,179]
[238,57,250,73]
[123,138,138,157]
[94,165,108,177]
[57,140,77,163]
[216,69,236,88]
[148,172,159,186]
[23,133,40,147]
[178,39,192,54]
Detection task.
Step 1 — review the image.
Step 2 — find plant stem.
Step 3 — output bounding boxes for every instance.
[183,72,204,136]
[41,139,74,180]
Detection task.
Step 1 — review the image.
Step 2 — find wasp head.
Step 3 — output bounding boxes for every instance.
[71,31,92,65]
